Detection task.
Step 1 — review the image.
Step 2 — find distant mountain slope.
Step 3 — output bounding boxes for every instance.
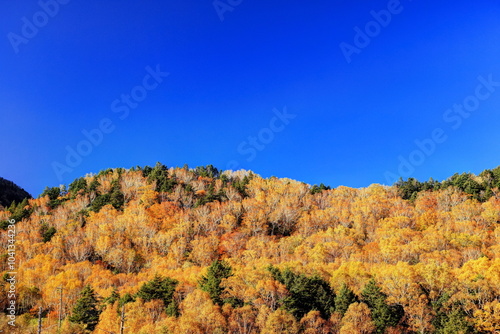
[0,176,32,209]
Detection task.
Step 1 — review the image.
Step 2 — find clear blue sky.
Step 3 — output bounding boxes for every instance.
[1,0,500,196]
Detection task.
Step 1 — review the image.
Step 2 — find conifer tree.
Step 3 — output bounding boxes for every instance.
[335,283,357,317]
[361,279,403,333]
[199,259,233,306]
[69,285,101,332]
[110,179,124,210]
[436,307,473,334]
[136,275,178,315]
[269,266,335,320]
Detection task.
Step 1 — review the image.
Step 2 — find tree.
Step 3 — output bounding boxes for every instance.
[361,279,403,333]
[118,293,135,312]
[110,179,125,210]
[435,307,473,334]
[310,183,331,195]
[261,308,299,334]
[335,283,357,317]
[147,162,177,194]
[90,194,111,212]
[9,197,32,222]
[69,177,88,196]
[69,285,101,332]
[300,310,332,334]
[177,290,227,334]
[268,266,335,319]
[340,302,376,334]
[226,304,258,334]
[136,275,178,316]
[96,301,120,334]
[195,164,220,178]
[40,221,57,242]
[473,300,500,332]
[40,186,63,209]
[406,294,434,334]
[199,259,233,306]
[104,288,120,305]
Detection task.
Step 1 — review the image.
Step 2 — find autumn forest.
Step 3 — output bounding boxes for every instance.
[2,164,500,333]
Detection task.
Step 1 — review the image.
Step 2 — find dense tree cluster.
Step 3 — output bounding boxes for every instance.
[1,164,500,333]
[395,166,500,202]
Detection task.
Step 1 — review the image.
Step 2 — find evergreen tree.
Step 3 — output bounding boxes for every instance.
[199,259,233,306]
[110,179,125,210]
[232,174,253,197]
[269,266,335,320]
[88,178,100,193]
[90,194,111,212]
[435,307,473,334]
[69,285,101,332]
[69,177,88,196]
[136,275,178,315]
[194,164,220,178]
[361,279,403,333]
[335,283,357,316]
[142,165,153,178]
[41,186,63,209]
[144,162,178,194]
[310,183,331,194]
[40,222,57,242]
[10,198,32,222]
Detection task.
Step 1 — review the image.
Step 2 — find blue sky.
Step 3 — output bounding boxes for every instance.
[1,0,500,196]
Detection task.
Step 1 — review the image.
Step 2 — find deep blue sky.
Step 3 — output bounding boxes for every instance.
[1,1,500,196]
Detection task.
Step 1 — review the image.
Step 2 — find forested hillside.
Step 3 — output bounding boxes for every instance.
[1,164,500,333]
[0,177,31,210]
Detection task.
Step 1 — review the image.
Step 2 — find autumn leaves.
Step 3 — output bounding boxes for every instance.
[2,165,500,332]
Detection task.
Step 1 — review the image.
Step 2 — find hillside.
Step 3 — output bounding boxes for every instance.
[0,177,31,210]
[1,163,500,333]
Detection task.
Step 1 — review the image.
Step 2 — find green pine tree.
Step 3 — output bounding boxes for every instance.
[436,307,473,334]
[110,180,125,210]
[40,222,57,243]
[69,285,101,332]
[69,177,88,196]
[335,283,357,316]
[268,266,335,320]
[136,275,178,315]
[10,198,32,221]
[361,279,403,333]
[40,187,63,209]
[88,178,100,193]
[199,259,233,306]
